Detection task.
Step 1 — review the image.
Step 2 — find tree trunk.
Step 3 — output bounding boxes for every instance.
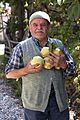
[17,0,25,42]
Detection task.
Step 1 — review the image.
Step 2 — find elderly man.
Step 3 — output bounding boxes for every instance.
[5,11,75,120]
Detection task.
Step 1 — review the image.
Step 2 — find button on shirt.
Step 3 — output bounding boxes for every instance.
[5,37,76,77]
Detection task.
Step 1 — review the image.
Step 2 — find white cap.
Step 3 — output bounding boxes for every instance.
[29,11,50,24]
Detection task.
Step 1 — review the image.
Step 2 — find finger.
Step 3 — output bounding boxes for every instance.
[49,52,59,57]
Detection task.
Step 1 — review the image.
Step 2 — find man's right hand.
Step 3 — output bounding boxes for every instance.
[24,61,43,74]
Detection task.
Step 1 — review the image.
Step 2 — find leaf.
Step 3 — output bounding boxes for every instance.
[57,0,62,5]
[57,0,65,5]
[49,42,57,52]
[68,3,75,20]
[76,4,80,20]
[24,2,28,7]
[63,0,65,3]
[73,3,80,20]
[68,2,80,20]
[49,42,53,52]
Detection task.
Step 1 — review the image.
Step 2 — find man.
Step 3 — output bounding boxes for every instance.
[5,11,75,120]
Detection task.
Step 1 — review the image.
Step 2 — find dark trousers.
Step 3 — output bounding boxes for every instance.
[24,86,69,120]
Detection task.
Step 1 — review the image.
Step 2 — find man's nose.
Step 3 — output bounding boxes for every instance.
[37,25,42,29]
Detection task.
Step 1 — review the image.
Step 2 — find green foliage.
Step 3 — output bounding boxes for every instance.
[67,0,80,20]
[0,55,22,97]
[57,0,65,5]
[6,78,22,97]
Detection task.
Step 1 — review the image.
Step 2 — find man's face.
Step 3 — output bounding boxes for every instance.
[29,18,50,41]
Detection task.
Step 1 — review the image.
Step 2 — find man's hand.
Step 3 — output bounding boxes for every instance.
[48,53,68,70]
[24,60,43,74]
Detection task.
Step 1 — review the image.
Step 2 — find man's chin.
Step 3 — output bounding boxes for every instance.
[35,36,45,40]
[36,32,44,36]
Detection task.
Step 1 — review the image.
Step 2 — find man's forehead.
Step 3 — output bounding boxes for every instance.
[30,18,48,24]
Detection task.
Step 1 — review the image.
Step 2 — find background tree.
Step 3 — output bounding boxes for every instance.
[0,0,26,41]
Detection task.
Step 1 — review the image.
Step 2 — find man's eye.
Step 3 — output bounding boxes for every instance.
[33,24,38,27]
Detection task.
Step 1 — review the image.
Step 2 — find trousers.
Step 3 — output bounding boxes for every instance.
[24,85,69,120]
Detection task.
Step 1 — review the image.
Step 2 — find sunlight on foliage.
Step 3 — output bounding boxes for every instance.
[57,0,65,5]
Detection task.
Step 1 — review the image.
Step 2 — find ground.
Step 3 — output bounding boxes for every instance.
[0,79,25,120]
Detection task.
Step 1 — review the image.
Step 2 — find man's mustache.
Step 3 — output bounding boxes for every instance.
[35,30,45,33]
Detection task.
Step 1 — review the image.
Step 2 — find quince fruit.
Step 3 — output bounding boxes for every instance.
[53,48,63,70]
[31,56,44,66]
[76,98,80,103]
[41,47,49,57]
[53,48,63,56]
[74,77,78,84]
[44,57,53,69]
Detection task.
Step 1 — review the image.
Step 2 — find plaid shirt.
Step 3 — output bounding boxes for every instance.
[5,37,76,77]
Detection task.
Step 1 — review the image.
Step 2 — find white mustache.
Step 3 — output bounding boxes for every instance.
[35,30,45,33]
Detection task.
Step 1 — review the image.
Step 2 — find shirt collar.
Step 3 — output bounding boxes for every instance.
[32,37,49,49]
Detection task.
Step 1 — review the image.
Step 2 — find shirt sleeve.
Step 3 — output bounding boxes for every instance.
[5,44,24,74]
[63,47,76,77]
